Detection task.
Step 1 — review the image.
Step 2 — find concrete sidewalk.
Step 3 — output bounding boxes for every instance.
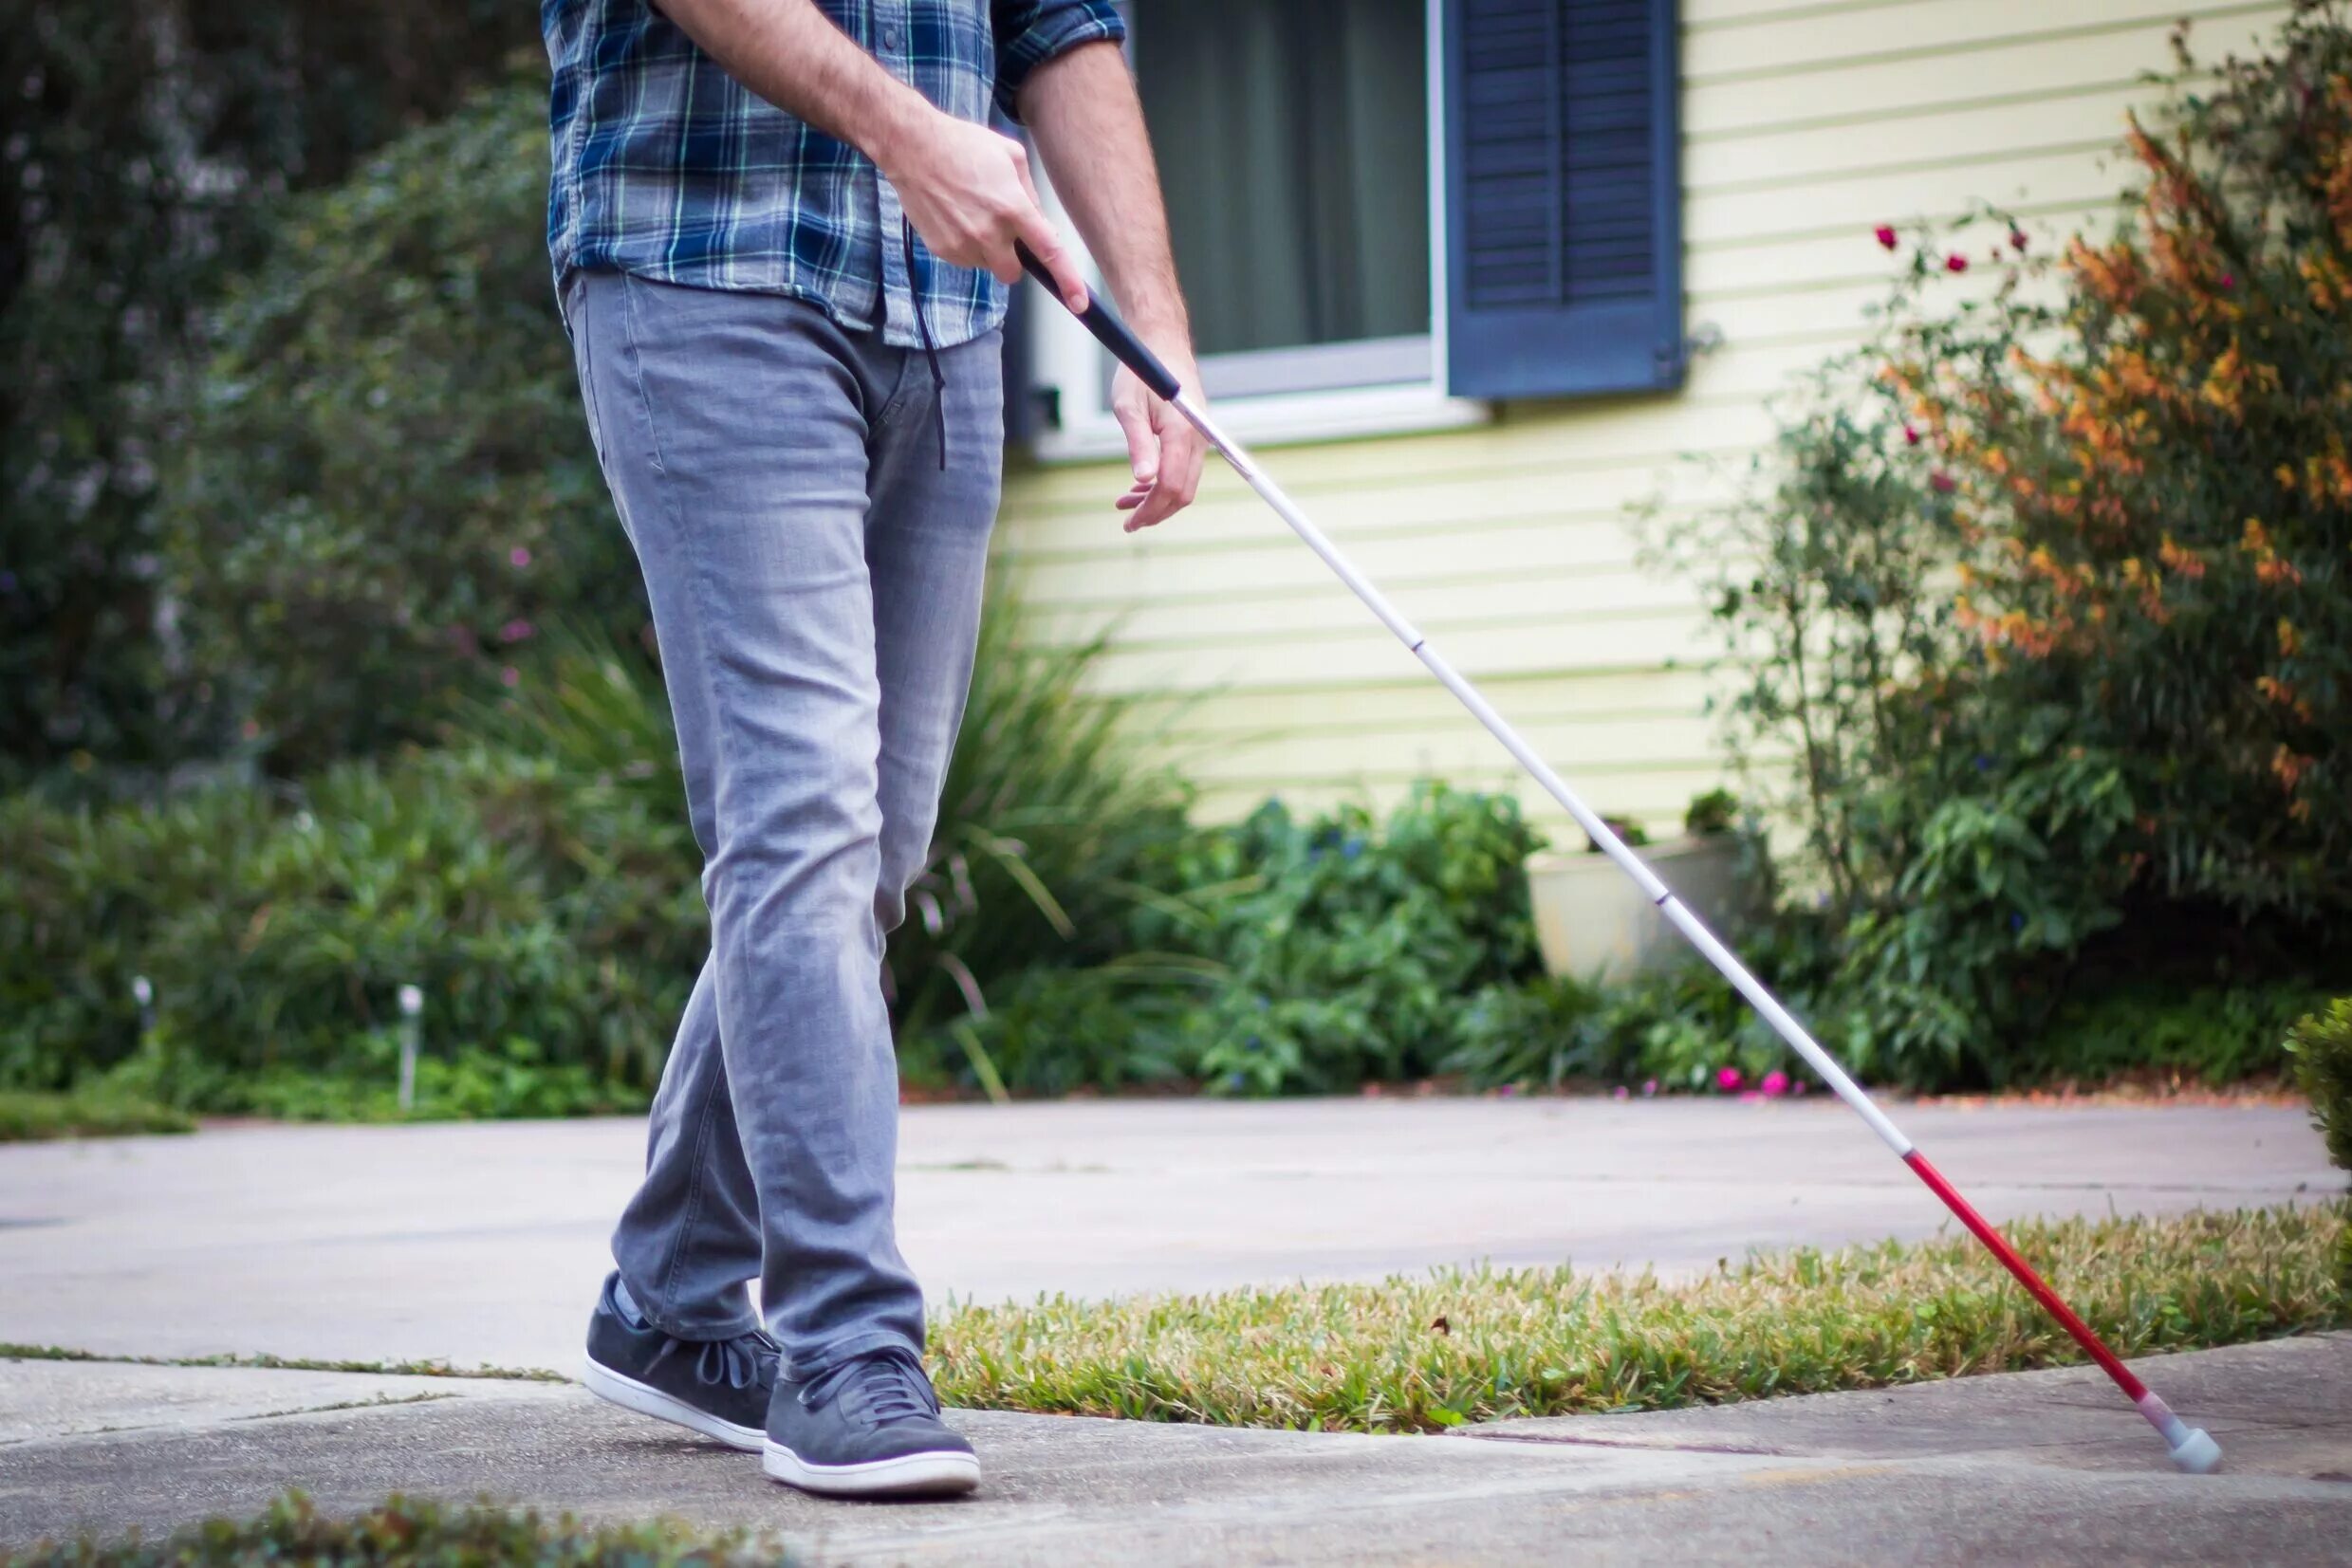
[0,1099,2329,1372]
[3,1336,2347,1564]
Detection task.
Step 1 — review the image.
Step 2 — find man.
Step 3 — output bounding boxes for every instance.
[543,0,1201,1500]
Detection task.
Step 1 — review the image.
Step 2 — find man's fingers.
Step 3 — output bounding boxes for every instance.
[1125,417,1202,532]
[1015,210,1090,315]
[1112,397,1158,489]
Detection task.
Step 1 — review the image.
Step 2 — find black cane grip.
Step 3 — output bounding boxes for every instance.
[1015,240,1182,401]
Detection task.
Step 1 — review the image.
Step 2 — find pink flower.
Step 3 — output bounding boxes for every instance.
[1762,1070,1790,1098]
[1641,1078,1659,1098]
[2009,229,2029,252]
[509,546,532,569]
[499,618,535,644]
[1931,471,1957,494]
[1498,1083,1519,1098]
[500,666,521,689]
[1946,254,1970,274]
[1715,1066,1744,1093]
[2219,272,2236,289]
[1612,1085,1630,1100]
[1874,225,1898,250]
[1903,425,1921,446]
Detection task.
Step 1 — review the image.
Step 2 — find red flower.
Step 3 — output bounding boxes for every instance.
[1903,425,1921,446]
[1931,471,1958,493]
[2219,272,2236,288]
[1875,225,1898,250]
[1946,254,1970,274]
[2009,229,2029,252]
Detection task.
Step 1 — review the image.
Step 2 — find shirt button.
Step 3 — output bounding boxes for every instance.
[881,24,901,48]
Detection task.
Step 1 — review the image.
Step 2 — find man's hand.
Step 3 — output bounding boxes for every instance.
[875,111,1089,314]
[1020,41,1202,532]
[648,0,1090,311]
[1111,352,1205,533]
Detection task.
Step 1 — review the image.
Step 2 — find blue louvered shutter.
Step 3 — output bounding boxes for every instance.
[1444,0,1682,399]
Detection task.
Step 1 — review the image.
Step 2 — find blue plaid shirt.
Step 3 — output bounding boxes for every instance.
[543,1,1125,350]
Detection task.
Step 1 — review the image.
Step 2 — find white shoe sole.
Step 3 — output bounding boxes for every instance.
[763,1439,981,1498]
[580,1356,764,1452]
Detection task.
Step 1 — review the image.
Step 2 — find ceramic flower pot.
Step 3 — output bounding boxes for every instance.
[1524,834,1751,982]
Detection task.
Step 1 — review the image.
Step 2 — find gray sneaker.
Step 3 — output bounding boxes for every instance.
[763,1347,979,1498]
[580,1271,777,1451]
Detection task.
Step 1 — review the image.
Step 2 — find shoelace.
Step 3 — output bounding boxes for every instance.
[899,215,949,470]
[688,1329,777,1393]
[799,1347,939,1426]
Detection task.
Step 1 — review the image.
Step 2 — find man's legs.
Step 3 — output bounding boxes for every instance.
[569,269,1001,1374]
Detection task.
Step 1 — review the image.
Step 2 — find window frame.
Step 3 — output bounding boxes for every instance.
[1025,0,1489,460]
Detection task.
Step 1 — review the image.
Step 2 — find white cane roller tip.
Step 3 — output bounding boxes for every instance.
[2168,1428,2222,1474]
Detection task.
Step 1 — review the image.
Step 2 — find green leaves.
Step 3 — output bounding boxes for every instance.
[1643,8,2352,1088]
[164,79,642,776]
[2287,999,2352,1176]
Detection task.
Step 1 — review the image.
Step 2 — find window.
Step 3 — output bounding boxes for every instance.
[1139,0,1432,398]
[1019,0,1682,454]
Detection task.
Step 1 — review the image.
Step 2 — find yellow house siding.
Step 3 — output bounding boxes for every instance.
[992,0,2291,834]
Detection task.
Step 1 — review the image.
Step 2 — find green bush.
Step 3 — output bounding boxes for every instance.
[2028,983,2332,1087]
[1649,5,2352,1086]
[0,747,694,1116]
[956,784,1552,1097]
[0,592,1199,1113]
[2289,1000,2352,1166]
[6,1491,780,1568]
[2287,999,2352,1294]
[164,78,639,774]
[0,1089,193,1143]
[1,8,535,784]
[886,602,1194,1048]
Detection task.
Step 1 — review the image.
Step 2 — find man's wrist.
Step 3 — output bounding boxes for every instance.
[863,87,939,185]
[1125,304,1192,355]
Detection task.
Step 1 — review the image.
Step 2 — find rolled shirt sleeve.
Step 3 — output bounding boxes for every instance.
[991,0,1126,122]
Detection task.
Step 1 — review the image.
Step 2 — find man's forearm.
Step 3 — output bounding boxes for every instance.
[1019,42,1190,344]
[656,0,930,175]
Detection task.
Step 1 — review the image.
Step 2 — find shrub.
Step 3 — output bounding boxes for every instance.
[0,1089,193,1143]
[2028,982,2331,1087]
[886,601,1194,1048]
[2289,1000,2352,1165]
[955,784,1551,1097]
[2287,999,2352,1293]
[0,748,694,1116]
[0,7,535,782]
[1650,4,2352,1086]
[163,78,639,774]
[0,593,1197,1112]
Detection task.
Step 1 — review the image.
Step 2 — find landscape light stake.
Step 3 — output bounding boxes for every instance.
[1020,244,2223,1475]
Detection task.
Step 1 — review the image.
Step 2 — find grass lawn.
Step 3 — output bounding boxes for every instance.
[933,1203,2345,1433]
[3,1492,783,1567]
[0,1090,194,1142]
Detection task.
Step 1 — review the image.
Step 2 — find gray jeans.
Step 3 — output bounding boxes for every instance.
[560,269,1003,1376]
